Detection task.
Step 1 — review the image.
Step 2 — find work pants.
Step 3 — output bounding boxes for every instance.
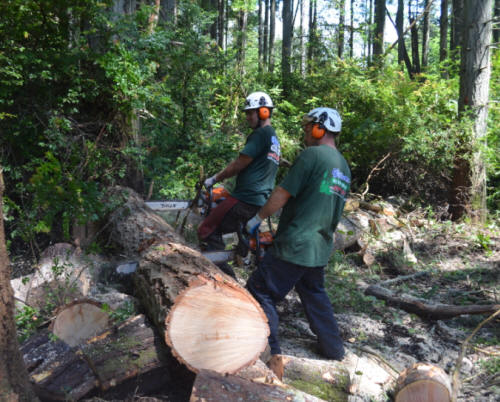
[247,252,345,360]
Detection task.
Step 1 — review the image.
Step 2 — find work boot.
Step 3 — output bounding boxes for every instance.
[267,354,284,381]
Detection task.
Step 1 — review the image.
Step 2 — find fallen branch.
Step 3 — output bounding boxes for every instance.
[451,308,500,401]
[364,285,500,320]
[378,271,430,287]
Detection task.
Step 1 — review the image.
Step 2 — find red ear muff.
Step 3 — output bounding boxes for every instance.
[311,123,325,139]
[258,107,270,120]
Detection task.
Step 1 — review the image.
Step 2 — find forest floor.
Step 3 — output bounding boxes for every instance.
[158,201,500,402]
[10,200,500,401]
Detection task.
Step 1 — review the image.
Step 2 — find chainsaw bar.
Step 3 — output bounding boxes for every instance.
[201,250,236,264]
[146,200,191,211]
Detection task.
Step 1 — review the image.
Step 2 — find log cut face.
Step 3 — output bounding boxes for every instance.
[135,240,269,375]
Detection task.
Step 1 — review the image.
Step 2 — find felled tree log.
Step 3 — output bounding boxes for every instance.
[394,363,451,402]
[107,186,269,374]
[22,314,175,401]
[190,369,326,402]
[365,284,500,320]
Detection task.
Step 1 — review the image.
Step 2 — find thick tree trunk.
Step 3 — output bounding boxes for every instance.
[0,169,39,401]
[373,0,386,60]
[449,0,492,220]
[350,0,355,58]
[450,0,464,59]
[396,0,405,64]
[107,187,269,375]
[365,284,499,320]
[495,0,500,44]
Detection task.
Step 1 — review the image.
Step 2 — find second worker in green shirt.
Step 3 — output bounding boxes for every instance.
[245,107,351,380]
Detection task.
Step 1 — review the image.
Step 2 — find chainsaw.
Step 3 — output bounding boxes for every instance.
[145,183,274,265]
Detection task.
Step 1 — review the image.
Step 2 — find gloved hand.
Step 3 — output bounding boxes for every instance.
[246,214,263,235]
[203,175,217,189]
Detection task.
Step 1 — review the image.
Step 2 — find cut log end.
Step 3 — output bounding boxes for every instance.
[166,276,269,374]
[50,299,109,347]
[395,363,451,402]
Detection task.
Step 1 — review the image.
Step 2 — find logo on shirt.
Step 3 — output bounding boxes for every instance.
[267,135,281,165]
[319,168,350,199]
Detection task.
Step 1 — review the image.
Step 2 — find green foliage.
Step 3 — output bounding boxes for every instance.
[15,305,40,342]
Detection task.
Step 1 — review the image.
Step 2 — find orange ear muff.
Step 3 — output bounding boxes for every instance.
[258,107,270,120]
[311,123,325,139]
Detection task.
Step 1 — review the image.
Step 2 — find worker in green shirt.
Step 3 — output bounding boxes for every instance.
[245,107,351,380]
[198,91,280,277]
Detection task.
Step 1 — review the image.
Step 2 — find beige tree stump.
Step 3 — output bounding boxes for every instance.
[394,363,452,402]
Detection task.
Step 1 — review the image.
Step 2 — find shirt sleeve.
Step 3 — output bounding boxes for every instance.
[240,128,267,159]
[279,148,314,197]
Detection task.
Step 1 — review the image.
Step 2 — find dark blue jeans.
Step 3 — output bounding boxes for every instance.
[246,252,344,360]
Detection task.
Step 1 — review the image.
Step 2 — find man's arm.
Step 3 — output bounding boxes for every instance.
[258,186,291,219]
[215,154,253,182]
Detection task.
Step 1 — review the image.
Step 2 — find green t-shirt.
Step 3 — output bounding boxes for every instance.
[271,145,351,267]
[231,125,280,206]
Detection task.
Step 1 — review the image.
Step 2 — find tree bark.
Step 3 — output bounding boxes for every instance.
[159,0,177,24]
[373,0,386,61]
[269,0,276,71]
[349,0,355,58]
[338,0,346,58]
[0,169,39,401]
[21,315,191,401]
[396,0,405,64]
[106,187,269,375]
[282,0,293,97]
[258,0,263,69]
[439,0,449,77]
[409,1,421,74]
[264,0,269,69]
[365,284,499,320]
[495,0,500,44]
[449,0,492,220]
[307,0,317,72]
[190,369,325,401]
[450,0,464,59]
[421,0,431,68]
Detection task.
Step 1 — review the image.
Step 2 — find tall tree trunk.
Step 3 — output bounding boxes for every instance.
[237,10,248,74]
[282,0,293,97]
[421,0,430,67]
[439,0,449,76]
[159,0,176,24]
[409,1,421,74]
[450,0,464,60]
[368,0,373,61]
[449,0,492,221]
[147,0,161,33]
[373,0,386,62]
[350,0,355,58]
[264,0,269,70]
[299,0,305,74]
[269,0,276,72]
[0,170,40,401]
[307,0,318,72]
[338,0,346,58]
[258,0,263,70]
[396,0,405,64]
[494,0,500,44]
[217,0,224,48]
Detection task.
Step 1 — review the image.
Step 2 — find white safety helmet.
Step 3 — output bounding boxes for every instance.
[306,107,342,133]
[244,91,274,110]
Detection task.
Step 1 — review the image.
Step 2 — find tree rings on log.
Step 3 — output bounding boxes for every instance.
[50,299,109,347]
[395,363,451,402]
[166,276,269,374]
